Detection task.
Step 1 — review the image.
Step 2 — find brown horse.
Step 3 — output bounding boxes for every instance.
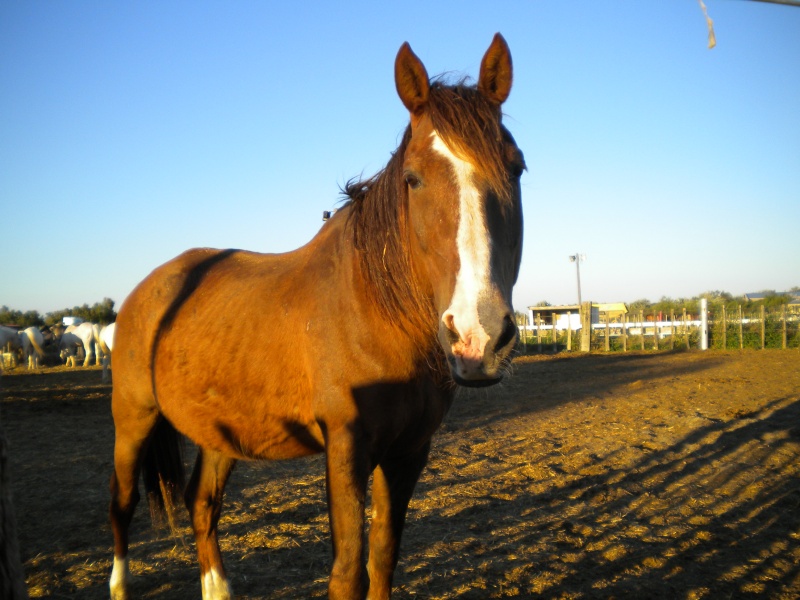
[109,33,525,600]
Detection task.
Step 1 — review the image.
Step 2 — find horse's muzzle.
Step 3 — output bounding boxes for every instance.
[440,313,517,387]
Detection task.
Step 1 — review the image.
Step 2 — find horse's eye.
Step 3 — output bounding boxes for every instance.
[404,172,422,190]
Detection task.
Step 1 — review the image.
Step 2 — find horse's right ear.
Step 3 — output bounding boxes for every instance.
[395,42,430,119]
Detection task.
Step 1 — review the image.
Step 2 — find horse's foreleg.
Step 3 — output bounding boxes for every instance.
[109,409,160,600]
[185,447,236,600]
[366,444,431,600]
[325,427,371,600]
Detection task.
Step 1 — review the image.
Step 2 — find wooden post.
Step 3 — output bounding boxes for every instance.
[552,314,559,353]
[738,304,743,349]
[580,302,592,352]
[783,305,787,350]
[652,312,659,350]
[683,308,689,348]
[566,311,572,351]
[622,312,628,352]
[536,314,542,353]
[604,312,610,352]
[761,305,766,349]
[721,304,727,349]
[669,310,675,350]
[519,318,526,354]
[640,310,645,351]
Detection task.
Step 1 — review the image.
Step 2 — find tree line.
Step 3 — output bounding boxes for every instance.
[518,288,800,324]
[625,288,800,316]
[0,298,117,329]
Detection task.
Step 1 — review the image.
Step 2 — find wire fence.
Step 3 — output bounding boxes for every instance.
[519,305,800,354]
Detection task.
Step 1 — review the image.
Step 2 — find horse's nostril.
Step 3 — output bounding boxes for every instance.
[493,315,517,353]
[442,312,460,345]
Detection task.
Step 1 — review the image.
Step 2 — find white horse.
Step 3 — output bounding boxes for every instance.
[0,326,22,370]
[59,332,84,368]
[98,323,115,382]
[19,327,45,370]
[65,322,102,366]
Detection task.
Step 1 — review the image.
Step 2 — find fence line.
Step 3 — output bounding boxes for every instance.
[519,305,799,353]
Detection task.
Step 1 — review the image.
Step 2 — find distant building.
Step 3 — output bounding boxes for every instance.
[743,291,800,314]
[526,303,628,330]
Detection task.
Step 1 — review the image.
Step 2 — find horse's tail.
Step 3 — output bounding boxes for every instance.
[142,418,185,534]
[27,329,45,358]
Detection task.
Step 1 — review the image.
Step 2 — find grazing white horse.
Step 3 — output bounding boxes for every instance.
[19,327,45,370]
[0,326,22,370]
[65,322,102,366]
[59,332,84,368]
[98,323,115,382]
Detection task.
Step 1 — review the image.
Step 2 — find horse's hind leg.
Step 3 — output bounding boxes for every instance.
[366,444,431,600]
[109,405,160,600]
[185,447,236,600]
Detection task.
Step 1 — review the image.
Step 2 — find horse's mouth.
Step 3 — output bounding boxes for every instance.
[451,372,503,388]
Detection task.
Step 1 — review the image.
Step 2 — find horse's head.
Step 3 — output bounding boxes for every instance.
[395,34,525,387]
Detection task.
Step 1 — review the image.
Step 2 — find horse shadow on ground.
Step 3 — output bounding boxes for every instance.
[404,393,800,598]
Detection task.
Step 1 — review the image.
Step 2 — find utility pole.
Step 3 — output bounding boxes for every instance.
[568,253,585,305]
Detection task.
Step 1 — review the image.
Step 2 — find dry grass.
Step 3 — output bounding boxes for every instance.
[2,350,799,598]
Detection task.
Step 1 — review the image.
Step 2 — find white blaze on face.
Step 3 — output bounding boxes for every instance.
[431,132,492,365]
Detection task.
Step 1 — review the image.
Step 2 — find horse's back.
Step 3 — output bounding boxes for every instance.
[113,249,232,405]
[113,247,324,458]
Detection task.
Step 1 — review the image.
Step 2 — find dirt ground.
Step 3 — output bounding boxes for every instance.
[2,349,799,599]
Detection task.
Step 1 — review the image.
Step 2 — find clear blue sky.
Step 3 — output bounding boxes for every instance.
[2,0,798,315]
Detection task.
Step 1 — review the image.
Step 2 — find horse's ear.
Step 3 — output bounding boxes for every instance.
[478,33,513,105]
[395,42,430,118]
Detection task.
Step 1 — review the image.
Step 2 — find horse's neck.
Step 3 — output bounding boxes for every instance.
[316,208,441,378]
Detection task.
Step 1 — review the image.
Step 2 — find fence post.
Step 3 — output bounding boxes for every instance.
[683,308,689,348]
[761,305,766,350]
[738,305,743,349]
[670,310,675,350]
[653,312,659,350]
[552,314,558,353]
[721,304,727,349]
[640,310,645,350]
[566,311,572,351]
[699,298,709,350]
[622,312,627,352]
[783,305,787,350]
[580,302,592,352]
[536,314,542,353]
[604,314,610,352]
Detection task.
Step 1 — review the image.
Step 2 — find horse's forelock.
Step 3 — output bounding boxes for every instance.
[426,80,514,205]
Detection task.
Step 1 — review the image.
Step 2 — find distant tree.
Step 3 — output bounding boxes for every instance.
[700,290,733,304]
[89,298,116,324]
[628,298,651,313]
[0,306,43,328]
[762,292,790,308]
[534,300,552,307]
[43,298,117,326]
[653,296,679,314]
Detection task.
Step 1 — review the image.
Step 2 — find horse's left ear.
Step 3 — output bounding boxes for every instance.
[478,33,513,105]
[395,42,430,118]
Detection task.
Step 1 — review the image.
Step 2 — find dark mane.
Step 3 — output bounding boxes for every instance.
[343,79,512,356]
[344,125,435,350]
